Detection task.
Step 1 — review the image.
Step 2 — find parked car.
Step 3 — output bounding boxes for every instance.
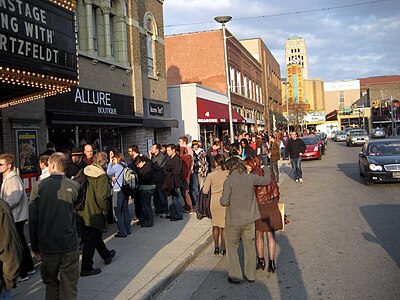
[300,136,322,160]
[371,127,385,139]
[346,129,369,147]
[334,131,347,142]
[358,138,400,185]
[312,134,326,155]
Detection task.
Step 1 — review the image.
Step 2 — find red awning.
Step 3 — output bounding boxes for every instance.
[196,97,246,124]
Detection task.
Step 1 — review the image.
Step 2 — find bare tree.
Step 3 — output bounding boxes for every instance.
[287,103,307,132]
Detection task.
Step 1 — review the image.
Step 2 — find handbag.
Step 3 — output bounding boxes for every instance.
[255,171,280,204]
[277,203,290,231]
[196,188,212,220]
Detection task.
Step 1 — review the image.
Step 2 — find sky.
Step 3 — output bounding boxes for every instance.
[163,0,400,82]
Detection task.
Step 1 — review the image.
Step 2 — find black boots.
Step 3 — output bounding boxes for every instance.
[267,259,276,273]
[256,257,266,270]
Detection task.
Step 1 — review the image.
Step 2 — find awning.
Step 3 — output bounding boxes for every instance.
[197,97,246,124]
[143,118,179,128]
[245,118,256,124]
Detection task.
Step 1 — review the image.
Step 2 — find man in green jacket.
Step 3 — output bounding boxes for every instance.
[78,152,116,277]
[0,198,22,298]
[29,153,80,300]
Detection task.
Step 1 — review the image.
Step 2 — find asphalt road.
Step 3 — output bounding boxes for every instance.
[157,140,400,300]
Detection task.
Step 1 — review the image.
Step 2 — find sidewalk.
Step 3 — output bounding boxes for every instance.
[13,211,212,300]
[13,160,291,300]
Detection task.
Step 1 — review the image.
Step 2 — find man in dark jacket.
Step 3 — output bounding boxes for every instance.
[29,153,80,300]
[163,144,183,221]
[0,199,22,298]
[286,131,306,183]
[78,152,115,277]
[150,143,168,217]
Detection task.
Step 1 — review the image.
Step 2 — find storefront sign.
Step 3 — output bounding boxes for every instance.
[304,111,326,123]
[46,87,133,116]
[16,130,38,174]
[149,103,164,116]
[0,0,77,79]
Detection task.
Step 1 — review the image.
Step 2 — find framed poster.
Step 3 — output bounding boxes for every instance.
[16,130,38,174]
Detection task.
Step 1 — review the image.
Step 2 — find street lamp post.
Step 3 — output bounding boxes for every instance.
[215,15,234,143]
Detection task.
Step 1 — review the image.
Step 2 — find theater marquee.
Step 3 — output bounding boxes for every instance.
[0,0,78,108]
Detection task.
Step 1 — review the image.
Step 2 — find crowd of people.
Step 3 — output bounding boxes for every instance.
[0,129,308,298]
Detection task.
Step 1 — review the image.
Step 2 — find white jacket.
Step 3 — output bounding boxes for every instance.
[0,170,29,222]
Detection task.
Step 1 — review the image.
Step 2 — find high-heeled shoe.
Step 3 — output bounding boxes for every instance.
[256,257,265,270]
[214,247,220,255]
[267,259,276,273]
[220,249,226,256]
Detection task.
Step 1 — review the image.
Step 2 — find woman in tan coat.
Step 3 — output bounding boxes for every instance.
[202,154,228,255]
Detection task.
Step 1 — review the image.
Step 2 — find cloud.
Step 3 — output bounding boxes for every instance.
[164,0,400,81]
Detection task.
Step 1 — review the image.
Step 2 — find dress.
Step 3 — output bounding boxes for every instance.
[252,166,283,232]
[202,166,228,227]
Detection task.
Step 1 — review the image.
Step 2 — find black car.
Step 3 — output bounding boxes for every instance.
[358,139,400,186]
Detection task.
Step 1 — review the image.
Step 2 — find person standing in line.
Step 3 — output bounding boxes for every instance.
[269,135,281,183]
[243,157,282,273]
[163,144,183,221]
[79,152,116,277]
[135,156,156,227]
[0,154,35,282]
[220,157,271,284]
[29,153,81,300]
[239,138,256,159]
[0,198,22,300]
[38,154,51,180]
[107,152,131,237]
[286,131,307,183]
[150,143,169,218]
[83,144,94,165]
[192,140,208,189]
[127,145,142,222]
[178,146,194,213]
[202,154,228,255]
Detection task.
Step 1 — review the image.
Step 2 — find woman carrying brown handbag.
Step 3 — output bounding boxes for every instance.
[243,156,282,273]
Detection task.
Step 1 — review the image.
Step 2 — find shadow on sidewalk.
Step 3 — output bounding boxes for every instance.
[360,204,400,267]
[14,201,195,300]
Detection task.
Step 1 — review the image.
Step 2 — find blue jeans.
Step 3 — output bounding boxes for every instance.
[113,191,131,236]
[189,173,199,207]
[1,290,11,300]
[169,188,183,219]
[290,157,303,180]
[138,189,155,227]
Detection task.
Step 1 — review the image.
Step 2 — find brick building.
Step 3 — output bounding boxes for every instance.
[1,0,177,185]
[165,29,264,134]
[240,38,282,131]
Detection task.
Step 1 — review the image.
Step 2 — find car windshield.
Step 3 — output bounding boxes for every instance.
[301,138,318,145]
[351,130,367,136]
[337,131,344,135]
[368,142,400,155]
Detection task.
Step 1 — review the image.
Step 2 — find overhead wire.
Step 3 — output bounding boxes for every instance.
[164,0,392,28]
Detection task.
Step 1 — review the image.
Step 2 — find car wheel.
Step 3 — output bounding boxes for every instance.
[366,177,373,186]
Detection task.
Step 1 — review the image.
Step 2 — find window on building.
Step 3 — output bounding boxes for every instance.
[236,70,241,94]
[249,79,253,99]
[243,76,248,97]
[110,15,115,56]
[339,91,345,108]
[145,13,157,78]
[92,6,99,52]
[229,66,235,92]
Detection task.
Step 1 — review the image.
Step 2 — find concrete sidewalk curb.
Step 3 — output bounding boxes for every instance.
[135,227,213,300]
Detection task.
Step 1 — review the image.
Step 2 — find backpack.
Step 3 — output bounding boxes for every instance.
[118,164,138,197]
[72,168,88,211]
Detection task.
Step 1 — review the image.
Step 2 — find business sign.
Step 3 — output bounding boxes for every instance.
[0,0,77,79]
[304,111,326,123]
[46,87,134,116]
[149,103,165,116]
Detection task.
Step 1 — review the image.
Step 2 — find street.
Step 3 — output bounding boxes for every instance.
[158,140,400,300]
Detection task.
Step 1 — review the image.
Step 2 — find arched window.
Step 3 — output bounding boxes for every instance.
[144,13,157,77]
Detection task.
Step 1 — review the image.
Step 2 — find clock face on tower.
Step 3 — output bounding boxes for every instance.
[292,57,300,64]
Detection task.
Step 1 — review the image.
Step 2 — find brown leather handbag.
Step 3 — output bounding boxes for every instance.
[255,171,280,204]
